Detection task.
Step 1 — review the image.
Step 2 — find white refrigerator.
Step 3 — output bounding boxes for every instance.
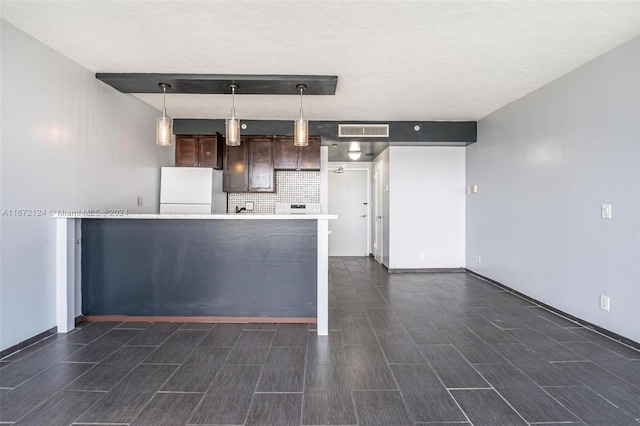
[160,167,214,214]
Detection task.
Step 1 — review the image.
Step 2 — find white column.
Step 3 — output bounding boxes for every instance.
[56,218,76,333]
[316,219,329,335]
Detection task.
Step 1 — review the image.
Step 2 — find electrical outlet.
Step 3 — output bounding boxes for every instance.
[419,252,425,260]
[137,196,143,206]
[246,202,254,211]
[601,204,612,219]
[600,294,610,311]
[475,255,482,264]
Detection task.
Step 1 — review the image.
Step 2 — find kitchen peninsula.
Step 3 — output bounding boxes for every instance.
[55,213,335,336]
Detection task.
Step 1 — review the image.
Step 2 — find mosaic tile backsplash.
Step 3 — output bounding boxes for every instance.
[227,171,320,214]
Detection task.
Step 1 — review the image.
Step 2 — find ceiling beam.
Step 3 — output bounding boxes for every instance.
[95,73,338,95]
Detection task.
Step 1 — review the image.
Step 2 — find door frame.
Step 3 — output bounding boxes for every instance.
[328,166,371,257]
[374,161,383,264]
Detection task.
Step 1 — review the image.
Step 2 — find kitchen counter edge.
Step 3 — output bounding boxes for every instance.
[53,214,338,220]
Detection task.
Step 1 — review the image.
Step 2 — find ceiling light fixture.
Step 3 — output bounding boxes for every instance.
[348,150,362,161]
[294,84,308,147]
[226,84,241,146]
[156,83,173,146]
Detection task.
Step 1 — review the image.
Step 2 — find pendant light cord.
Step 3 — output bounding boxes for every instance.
[299,86,304,119]
[231,85,237,119]
[161,84,167,119]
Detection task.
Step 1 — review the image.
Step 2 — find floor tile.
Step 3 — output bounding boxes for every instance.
[12,390,103,426]
[491,343,581,386]
[199,323,245,347]
[180,322,215,330]
[62,322,122,344]
[246,393,302,426]
[130,392,203,426]
[143,330,207,364]
[189,364,262,425]
[126,322,183,346]
[544,386,638,425]
[352,390,413,426]
[77,364,176,423]
[160,346,229,392]
[376,330,426,363]
[390,363,467,423]
[0,342,84,388]
[306,332,347,365]
[450,389,527,425]
[418,344,488,388]
[553,360,640,417]
[343,345,397,390]
[474,363,578,423]
[272,324,310,347]
[62,339,121,364]
[562,341,640,385]
[0,362,94,422]
[224,330,274,364]
[257,346,305,392]
[303,364,357,425]
[65,345,155,391]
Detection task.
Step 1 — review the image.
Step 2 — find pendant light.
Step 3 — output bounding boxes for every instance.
[156,83,173,146]
[348,150,362,160]
[226,84,241,146]
[294,84,308,146]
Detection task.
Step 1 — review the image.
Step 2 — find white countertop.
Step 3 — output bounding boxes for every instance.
[55,213,337,220]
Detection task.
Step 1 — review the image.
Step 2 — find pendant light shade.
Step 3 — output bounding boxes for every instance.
[348,150,362,160]
[156,83,173,146]
[294,84,308,147]
[226,84,241,146]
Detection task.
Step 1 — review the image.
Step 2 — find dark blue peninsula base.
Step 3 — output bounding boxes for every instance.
[81,218,318,318]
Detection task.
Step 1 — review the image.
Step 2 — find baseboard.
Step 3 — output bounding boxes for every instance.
[81,315,317,324]
[388,267,466,274]
[466,269,640,351]
[0,326,57,359]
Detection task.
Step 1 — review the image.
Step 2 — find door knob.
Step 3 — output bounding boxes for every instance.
[360,214,366,217]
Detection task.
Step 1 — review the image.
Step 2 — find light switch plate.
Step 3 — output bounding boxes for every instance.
[601,204,612,219]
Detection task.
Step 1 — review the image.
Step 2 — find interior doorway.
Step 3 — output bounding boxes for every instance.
[374,162,383,264]
[328,168,369,256]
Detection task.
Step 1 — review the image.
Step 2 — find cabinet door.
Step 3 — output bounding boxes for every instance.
[198,134,223,169]
[274,137,297,170]
[248,137,275,192]
[297,136,321,170]
[175,135,198,166]
[223,138,249,192]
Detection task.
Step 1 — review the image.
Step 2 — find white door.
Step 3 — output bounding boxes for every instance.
[374,162,383,263]
[328,169,368,256]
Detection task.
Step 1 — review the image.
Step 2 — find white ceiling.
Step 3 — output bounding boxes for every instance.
[1,1,639,122]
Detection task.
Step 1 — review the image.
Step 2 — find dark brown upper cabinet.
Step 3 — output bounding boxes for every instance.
[223,137,249,192]
[248,137,275,192]
[274,136,321,170]
[175,133,224,168]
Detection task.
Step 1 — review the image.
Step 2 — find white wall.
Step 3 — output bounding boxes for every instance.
[467,37,640,343]
[388,147,466,269]
[0,21,174,351]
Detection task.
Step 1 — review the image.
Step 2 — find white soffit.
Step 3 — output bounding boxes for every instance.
[1,1,638,121]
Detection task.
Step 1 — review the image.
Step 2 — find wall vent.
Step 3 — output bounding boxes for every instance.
[338,124,389,138]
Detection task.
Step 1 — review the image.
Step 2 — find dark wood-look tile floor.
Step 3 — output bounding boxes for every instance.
[1,257,639,425]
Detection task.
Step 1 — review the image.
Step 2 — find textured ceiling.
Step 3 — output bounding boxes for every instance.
[1,1,639,122]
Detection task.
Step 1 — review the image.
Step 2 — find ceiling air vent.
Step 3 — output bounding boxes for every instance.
[339,124,389,138]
